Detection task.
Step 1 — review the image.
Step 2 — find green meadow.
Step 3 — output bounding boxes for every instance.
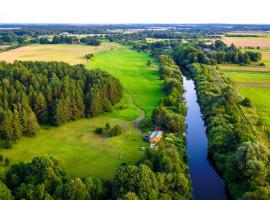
[0,44,163,178]
[222,65,270,128]
[87,46,163,120]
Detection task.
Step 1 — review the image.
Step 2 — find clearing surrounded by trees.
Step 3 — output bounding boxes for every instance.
[0,44,163,178]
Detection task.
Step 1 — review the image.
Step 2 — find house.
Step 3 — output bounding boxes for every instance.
[149,131,163,143]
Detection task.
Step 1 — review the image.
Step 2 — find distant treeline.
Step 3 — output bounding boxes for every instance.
[39,35,101,46]
[0,61,122,145]
[131,39,262,65]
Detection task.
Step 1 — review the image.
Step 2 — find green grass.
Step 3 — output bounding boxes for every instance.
[239,88,270,126]
[0,116,145,178]
[87,46,163,120]
[0,44,163,178]
[221,57,270,127]
[225,71,270,83]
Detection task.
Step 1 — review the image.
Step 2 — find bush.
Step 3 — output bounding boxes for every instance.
[4,158,10,166]
[259,62,265,66]
[0,155,3,162]
[95,128,103,134]
[109,125,123,137]
[240,97,252,107]
[95,124,123,137]
[85,53,94,59]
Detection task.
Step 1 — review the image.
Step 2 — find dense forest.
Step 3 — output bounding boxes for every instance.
[0,61,122,146]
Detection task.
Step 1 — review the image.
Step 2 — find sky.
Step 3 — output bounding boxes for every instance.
[1,0,270,24]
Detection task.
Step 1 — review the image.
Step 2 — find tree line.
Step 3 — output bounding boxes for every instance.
[152,55,186,133]
[39,35,101,46]
[0,61,122,146]
[173,40,262,66]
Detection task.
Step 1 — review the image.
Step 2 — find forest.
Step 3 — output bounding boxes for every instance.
[0,61,122,145]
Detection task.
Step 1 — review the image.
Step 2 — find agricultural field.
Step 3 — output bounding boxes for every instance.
[222,35,270,48]
[0,43,119,65]
[219,48,270,127]
[0,43,163,178]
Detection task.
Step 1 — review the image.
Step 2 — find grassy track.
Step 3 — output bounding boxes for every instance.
[0,43,163,178]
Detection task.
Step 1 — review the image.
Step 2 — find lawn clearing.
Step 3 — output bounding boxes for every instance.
[0,43,119,65]
[0,44,163,178]
[220,62,270,127]
[239,88,270,126]
[87,45,163,120]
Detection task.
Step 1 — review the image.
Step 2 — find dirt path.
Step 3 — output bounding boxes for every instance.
[124,90,146,129]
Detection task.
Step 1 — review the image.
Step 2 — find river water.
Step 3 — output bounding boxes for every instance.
[182,74,227,200]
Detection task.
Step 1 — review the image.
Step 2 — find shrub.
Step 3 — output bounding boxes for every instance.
[95,128,103,134]
[0,155,3,162]
[109,125,123,137]
[240,97,252,107]
[4,158,10,166]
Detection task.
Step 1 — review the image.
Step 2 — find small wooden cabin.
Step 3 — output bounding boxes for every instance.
[149,131,163,143]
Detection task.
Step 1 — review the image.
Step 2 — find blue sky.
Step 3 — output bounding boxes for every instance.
[1,0,270,24]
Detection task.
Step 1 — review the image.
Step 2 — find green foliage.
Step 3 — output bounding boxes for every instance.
[95,123,123,137]
[152,55,186,133]
[112,164,159,200]
[0,61,123,142]
[0,181,13,200]
[240,97,252,107]
[85,53,94,60]
[80,36,101,46]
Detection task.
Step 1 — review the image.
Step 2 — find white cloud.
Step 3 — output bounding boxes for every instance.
[1,0,270,24]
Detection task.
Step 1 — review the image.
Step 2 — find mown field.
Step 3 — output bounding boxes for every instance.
[0,43,119,65]
[219,43,270,127]
[222,36,270,48]
[87,46,163,119]
[0,43,163,178]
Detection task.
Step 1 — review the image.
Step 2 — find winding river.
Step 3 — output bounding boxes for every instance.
[182,73,227,200]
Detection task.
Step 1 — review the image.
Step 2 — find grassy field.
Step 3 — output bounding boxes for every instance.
[0,43,163,178]
[220,46,270,127]
[87,46,163,120]
[0,43,119,65]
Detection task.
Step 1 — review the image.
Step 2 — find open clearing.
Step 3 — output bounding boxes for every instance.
[220,47,270,126]
[0,44,163,178]
[87,46,163,120]
[0,43,119,65]
[222,36,270,48]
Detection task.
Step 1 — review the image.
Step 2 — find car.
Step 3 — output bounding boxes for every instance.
[150,142,156,148]
[143,136,149,142]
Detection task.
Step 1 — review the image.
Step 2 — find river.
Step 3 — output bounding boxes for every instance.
[182,73,227,200]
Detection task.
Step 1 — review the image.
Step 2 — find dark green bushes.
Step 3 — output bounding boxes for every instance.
[95,123,123,137]
[152,55,186,133]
